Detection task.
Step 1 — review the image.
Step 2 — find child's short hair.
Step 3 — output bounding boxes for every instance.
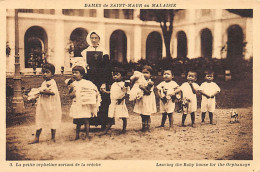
[72,65,85,76]
[162,67,174,76]
[112,67,127,77]
[142,65,153,75]
[42,63,55,75]
[205,70,214,76]
[187,70,197,78]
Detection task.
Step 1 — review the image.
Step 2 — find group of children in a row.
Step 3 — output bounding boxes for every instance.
[29,63,220,144]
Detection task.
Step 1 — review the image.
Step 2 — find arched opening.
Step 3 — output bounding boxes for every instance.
[201,28,213,58]
[110,30,127,63]
[70,28,88,57]
[227,25,244,60]
[24,26,48,68]
[226,25,244,80]
[146,31,162,64]
[177,31,187,58]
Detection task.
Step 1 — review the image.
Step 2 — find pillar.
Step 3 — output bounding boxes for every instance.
[96,9,106,48]
[187,9,196,59]
[7,10,15,75]
[133,9,142,62]
[245,18,253,60]
[213,9,223,59]
[54,9,65,74]
[12,9,24,113]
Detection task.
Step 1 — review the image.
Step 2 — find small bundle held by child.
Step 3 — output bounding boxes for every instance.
[128,70,147,101]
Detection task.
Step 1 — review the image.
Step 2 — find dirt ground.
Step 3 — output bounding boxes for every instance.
[6,107,252,160]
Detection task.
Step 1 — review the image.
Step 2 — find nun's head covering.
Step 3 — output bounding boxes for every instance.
[86,30,103,47]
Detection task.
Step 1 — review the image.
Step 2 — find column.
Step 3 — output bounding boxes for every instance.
[245,18,253,60]
[133,9,142,62]
[172,33,177,58]
[55,9,63,15]
[12,9,24,113]
[213,9,223,59]
[96,9,106,48]
[187,9,196,59]
[133,25,142,62]
[54,9,65,74]
[162,36,166,58]
[7,10,16,75]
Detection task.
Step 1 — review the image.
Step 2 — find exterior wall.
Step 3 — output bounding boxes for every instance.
[172,9,252,59]
[6,9,253,76]
[104,22,134,62]
[7,12,57,75]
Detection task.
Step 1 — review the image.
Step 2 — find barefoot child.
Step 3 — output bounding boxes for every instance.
[156,69,179,128]
[101,67,129,135]
[30,63,62,144]
[69,66,101,140]
[199,70,220,124]
[175,70,199,127]
[133,65,157,132]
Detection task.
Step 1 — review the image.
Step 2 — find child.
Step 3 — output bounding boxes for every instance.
[133,65,157,132]
[156,69,179,128]
[101,67,129,135]
[69,65,101,140]
[175,70,199,127]
[30,63,62,144]
[199,71,220,124]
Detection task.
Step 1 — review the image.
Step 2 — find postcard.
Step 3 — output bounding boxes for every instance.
[1,0,259,171]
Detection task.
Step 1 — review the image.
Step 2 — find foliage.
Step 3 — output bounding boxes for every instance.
[108,56,252,82]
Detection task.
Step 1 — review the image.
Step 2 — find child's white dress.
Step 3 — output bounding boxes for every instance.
[108,81,129,118]
[179,82,199,114]
[35,79,62,129]
[69,79,101,119]
[157,80,179,113]
[133,79,157,116]
[199,82,220,112]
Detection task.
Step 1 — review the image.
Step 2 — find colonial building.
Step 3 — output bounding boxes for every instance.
[6,9,252,76]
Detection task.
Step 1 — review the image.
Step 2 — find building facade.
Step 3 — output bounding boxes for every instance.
[6,9,252,76]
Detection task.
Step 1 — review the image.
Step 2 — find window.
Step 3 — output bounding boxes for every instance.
[62,9,96,17]
[104,9,133,19]
[201,9,211,16]
[18,9,55,14]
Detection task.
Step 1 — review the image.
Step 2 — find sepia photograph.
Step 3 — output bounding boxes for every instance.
[5,8,253,160]
[1,0,259,171]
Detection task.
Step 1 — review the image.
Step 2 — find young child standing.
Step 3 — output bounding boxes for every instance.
[69,65,101,140]
[176,70,199,127]
[199,71,221,124]
[30,63,62,144]
[133,65,157,132]
[101,67,129,135]
[156,69,179,128]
